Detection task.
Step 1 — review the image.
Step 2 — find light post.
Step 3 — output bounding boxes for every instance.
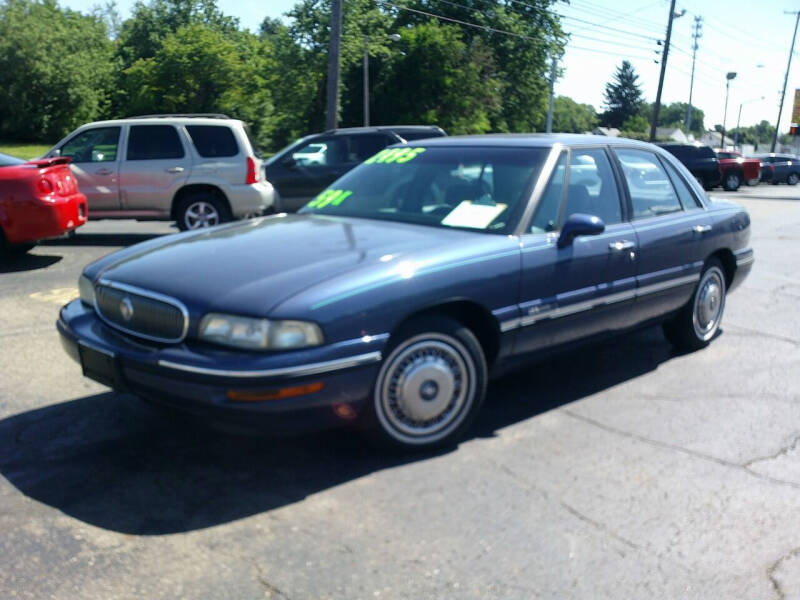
[363,33,401,127]
[720,71,737,149]
[734,96,765,151]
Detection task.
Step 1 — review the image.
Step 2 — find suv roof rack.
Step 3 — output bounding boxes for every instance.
[128,113,231,119]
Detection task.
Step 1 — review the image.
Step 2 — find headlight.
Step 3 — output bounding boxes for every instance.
[198,313,323,350]
[78,274,95,306]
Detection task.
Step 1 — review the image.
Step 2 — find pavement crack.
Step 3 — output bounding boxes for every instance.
[724,323,800,347]
[561,409,800,491]
[767,547,800,600]
[742,434,800,469]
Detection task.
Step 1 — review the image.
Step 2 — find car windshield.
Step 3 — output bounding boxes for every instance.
[0,152,25,167]
[300,145,548,233]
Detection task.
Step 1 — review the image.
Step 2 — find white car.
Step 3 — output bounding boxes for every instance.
[45,114,275,230]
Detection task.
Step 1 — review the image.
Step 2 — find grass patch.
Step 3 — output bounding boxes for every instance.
[0,142,52,160]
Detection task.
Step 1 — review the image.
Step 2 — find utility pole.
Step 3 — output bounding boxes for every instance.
[363,34,370,127]
[546,55,557,133]
[686,16,702,134]
[650,0,684,142]
[325,0,343,130]
[771,10,800,152]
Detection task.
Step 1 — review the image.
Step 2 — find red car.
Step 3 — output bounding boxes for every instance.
[715,150,762,190]
[0,152,87,255]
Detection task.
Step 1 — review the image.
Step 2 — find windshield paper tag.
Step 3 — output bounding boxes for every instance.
[308,189,352,208]
[364,147,426,165]
[441,201,507,229]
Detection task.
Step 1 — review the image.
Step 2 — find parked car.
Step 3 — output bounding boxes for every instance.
[751,153,800,185]
[44,114,274,230]
[656,143,722,190]
[58,134,753,450]
[264,125,446,212]
[713,150,761,190]
[0,153,87,255]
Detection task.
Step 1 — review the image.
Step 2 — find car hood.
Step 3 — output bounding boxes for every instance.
[95,214,479,316]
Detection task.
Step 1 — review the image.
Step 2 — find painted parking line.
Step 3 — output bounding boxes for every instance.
[29,288,78,305]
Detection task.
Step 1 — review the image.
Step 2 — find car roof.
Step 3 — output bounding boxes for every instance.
[322,125,445,136]
[398,133,664,149]
[76,116,244,128]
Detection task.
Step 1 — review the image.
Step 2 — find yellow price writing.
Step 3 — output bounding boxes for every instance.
[308,188,353,208]
[364,147,426,165]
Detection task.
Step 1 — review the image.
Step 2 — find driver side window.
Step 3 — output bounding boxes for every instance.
[60,127,120,163]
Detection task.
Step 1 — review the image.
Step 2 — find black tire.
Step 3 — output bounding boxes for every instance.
[722,172,741,191]
[362,315,487,451]
[787,172,799,186]
[175,191,232,231]
[663,258,726,352]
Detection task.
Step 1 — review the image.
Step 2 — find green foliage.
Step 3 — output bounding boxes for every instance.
[729,120,777,150]
[621,113,649,134]
[601,61,644,129]
[0,0,115,142]
[640,101,705,137]
[550,96,597,133]
[0,142,52,159]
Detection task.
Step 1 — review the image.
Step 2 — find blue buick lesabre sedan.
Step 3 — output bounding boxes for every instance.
[58,135,753,450]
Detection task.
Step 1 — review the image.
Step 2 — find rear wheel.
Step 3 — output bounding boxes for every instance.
[663,258,726,351]
[787,172,799,186]
[175,191,231,231]
[364,316,487,451]
[722,172,741,191]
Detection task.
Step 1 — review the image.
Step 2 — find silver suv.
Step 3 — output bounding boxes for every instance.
[45,114,274,230]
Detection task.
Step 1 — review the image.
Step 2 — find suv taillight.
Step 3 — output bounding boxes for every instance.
[246,157,259,184]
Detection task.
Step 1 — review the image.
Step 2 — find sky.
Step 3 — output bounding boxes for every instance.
[59,0,800,133]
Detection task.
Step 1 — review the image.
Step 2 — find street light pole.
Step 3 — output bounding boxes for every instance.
[363,34,370,127]
[734,96,764,150]
[720,72,736,149]
[325,0,343,130]
[771,10,800,152]
[546,55,557,133]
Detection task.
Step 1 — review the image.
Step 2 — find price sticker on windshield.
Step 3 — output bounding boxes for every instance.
[308,188,353,208]
[364,147,426,165]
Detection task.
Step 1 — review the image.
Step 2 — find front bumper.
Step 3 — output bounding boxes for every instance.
[57,299,386,433]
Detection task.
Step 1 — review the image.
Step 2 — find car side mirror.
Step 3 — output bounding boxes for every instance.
[557,213,605,248]
[50,148,61,158]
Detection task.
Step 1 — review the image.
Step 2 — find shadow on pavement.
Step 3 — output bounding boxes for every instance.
[41,232,165,247]
[0,253,62,273]
[0,325,678,535]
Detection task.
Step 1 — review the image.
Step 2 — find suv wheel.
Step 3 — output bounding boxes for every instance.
[788,172,799,186]
[176,192,231,231]
[722,172,741,191]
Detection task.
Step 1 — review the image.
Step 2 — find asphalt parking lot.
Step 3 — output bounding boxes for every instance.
[2,183,800,599]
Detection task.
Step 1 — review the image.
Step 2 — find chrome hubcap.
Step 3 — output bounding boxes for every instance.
[376,334,474,443]
[693,267,725,340]
[185,201,220,229]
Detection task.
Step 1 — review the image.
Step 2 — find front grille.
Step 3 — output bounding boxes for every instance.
[95,281,187,343]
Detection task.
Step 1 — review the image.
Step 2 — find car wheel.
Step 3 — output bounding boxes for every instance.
[176,192,231,231]
[787,172,799,186]
[722,172,741,191]
[663,258,726,351]
[365,316,487,450]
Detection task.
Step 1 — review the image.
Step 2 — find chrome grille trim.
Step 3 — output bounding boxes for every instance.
[94,279,190,343]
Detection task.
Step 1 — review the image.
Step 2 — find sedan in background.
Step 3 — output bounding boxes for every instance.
[0,153,87,255]
[751,153,800,185]
[58,135,752,450]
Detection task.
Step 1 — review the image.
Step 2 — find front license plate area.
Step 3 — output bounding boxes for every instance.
[79,344,124,388]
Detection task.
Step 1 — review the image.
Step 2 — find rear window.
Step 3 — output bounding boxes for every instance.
[127,125,184,160]
[186,125,239,158]
[0,152,25,167]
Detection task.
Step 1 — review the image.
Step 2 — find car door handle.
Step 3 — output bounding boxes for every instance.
[609,240,635,251]
[94,168,112,176]
[165,167,185,173]
[691,225,712,234]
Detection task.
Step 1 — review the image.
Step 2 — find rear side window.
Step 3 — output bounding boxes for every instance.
[186,125,239,158]
[349,135,391,162]
[615,148,683,219]
[127,125,184,160]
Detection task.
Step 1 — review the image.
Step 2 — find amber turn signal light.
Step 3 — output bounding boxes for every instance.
[226,382,324,402]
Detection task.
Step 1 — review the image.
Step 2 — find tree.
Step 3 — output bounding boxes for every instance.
[550,96,597,133]
[122,24,273,145]
[621,114,649,133]
[601,61,644,129]
[0,0,115,142]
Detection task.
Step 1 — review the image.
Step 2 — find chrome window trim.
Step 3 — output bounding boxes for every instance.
[94,278,190,344]
[157,350,382,379]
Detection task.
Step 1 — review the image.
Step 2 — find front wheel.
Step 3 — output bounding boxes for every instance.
[663,259,726,351]
[722,172,741,191]
[364,316,487,450]
[787,172,799,186]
